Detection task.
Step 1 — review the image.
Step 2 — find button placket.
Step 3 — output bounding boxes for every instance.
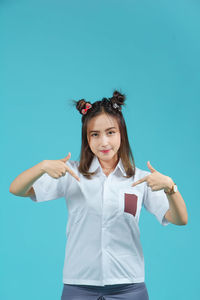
[102,177,110,224]
[101,176,110,285]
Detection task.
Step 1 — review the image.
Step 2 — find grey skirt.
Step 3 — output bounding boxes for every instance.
[61,282,149,300]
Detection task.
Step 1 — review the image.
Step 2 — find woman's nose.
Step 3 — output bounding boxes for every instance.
[100,135,109,146]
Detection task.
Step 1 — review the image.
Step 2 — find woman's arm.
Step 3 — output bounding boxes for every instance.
[132,161,188,226]
[9,161,46,197]
[164,181,188,225]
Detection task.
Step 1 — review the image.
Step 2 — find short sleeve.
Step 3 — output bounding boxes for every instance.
[143,173,170,226]
[29,160,78,202]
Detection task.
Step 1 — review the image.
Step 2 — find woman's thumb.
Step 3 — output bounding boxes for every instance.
[60,152,71,162]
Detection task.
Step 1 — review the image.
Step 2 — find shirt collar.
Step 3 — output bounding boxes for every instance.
[88,155,126,176]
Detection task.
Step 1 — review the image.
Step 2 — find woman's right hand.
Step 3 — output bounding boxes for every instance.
[41,152,80,182]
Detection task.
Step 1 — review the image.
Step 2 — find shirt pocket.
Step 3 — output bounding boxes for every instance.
[118,187,140,218]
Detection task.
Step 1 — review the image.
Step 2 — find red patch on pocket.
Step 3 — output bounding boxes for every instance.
[124,193,138,216]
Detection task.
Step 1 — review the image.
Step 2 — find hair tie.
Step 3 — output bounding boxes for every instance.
[112,102,121,111]
[81,103,92,115]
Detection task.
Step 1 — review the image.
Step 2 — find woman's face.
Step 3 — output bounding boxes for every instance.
[87,113,121,162]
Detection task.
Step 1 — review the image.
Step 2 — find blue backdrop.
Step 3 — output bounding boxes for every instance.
[1,0,199,299]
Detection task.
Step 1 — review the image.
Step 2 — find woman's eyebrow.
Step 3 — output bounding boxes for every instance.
[89,127,116,133]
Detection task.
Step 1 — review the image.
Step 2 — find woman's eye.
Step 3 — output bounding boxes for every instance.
[91,131,115,137]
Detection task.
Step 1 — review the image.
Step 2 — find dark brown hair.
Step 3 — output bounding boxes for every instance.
[71,89,136,180]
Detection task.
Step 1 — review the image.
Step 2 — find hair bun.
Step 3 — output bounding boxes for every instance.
[110,90,126,110]
[74,99,90,115]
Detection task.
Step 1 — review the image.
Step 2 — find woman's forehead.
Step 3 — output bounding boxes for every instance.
[87,114,119,131]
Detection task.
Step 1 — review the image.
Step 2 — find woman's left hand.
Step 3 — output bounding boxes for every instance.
[131,161,173,192]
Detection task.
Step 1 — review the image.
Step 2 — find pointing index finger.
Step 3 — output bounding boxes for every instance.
[131,175,149,187]
[65,165,80,182]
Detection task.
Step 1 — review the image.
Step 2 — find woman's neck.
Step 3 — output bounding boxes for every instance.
[98,155,119,171]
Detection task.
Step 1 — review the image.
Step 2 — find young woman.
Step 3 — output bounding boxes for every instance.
[9,90,188,300]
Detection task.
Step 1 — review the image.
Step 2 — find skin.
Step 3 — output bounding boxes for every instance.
[87,113,121,173]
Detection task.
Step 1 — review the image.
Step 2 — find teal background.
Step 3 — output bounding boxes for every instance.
[1,0,199,299]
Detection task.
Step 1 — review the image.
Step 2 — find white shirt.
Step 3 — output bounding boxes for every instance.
[30,155,170,286]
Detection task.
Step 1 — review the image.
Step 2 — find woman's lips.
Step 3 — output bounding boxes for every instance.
[100,149,110,153]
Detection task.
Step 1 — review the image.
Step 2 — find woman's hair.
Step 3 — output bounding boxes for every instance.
[71,90,136,180]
